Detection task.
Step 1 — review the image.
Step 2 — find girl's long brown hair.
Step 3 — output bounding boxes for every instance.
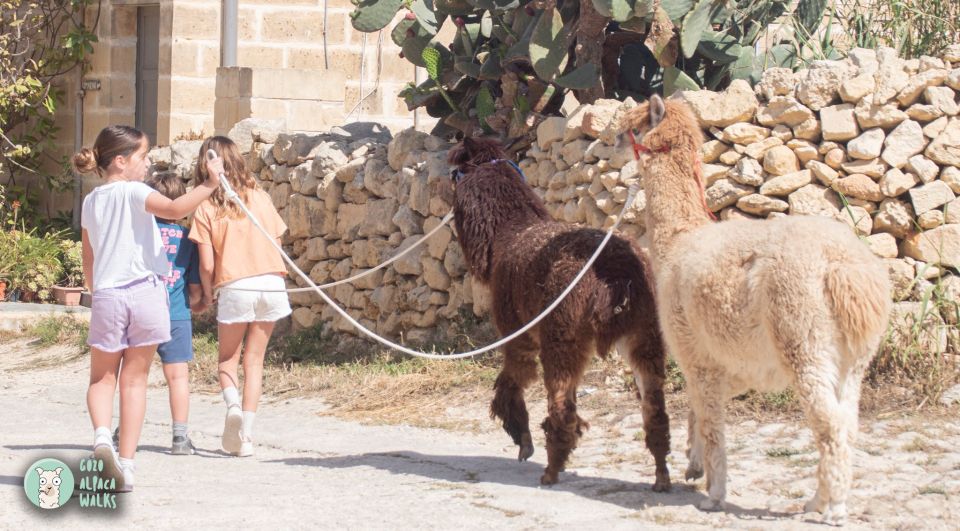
[194,136,258,219]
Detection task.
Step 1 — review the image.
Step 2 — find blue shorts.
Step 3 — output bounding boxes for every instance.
[157,319,194,364]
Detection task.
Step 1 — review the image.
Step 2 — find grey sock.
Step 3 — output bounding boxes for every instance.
[172,422,188,439]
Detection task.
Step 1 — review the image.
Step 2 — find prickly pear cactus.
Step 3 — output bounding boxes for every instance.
[350,0,404,33]
[363,0,834,140]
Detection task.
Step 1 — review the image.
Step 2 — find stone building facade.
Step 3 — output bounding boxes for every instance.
[43,0,443,212]
[54,0,426,160]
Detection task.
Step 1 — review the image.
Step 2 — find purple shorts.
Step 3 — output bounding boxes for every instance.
[87,275,171,353]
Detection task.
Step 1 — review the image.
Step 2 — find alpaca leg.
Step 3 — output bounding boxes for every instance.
[490,338,539,462]
[840,350,873,448]
[795,363,850,526]
[630,353,671,492]
[840,361,868,449]
[687,371,728,511]
[685,410,704,480]
[539,341,591,485]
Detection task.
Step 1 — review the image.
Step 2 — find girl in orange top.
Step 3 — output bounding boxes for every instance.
[190,136,291,457]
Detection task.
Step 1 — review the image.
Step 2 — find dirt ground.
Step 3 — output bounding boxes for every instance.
[2,337,958,529]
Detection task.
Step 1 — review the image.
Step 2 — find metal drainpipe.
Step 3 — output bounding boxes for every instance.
[72,71,85,232]
[221,0,238,67]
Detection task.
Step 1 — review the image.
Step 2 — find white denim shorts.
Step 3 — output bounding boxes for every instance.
[216,274,292,324]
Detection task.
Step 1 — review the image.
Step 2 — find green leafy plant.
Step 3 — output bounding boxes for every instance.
[57,239,83,288]
[0,186,69,301]
[353,0,835,142]
[4,227,65,301]
[11,229,63,301]
[1,0,100,187]
[837,0,959,59]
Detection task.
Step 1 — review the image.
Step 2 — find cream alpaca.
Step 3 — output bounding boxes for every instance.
[615,95,891,526]
[37,467,63,509]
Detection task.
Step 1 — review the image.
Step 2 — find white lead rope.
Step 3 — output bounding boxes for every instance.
[207,150,638,360]
[219,211,454,293]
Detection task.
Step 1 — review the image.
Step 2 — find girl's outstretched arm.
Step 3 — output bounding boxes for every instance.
[145,157,224,219]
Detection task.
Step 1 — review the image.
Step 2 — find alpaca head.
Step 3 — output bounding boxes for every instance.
[613,94,704,176]
[37,467,63,507]
[446,136,508,180]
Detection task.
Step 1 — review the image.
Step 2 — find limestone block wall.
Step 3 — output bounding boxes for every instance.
[58,0,447,162]
[236,126,471,344]
[175,46,960,354]
[218,0,451,132]
[213,67,347,134]
[161,0,221,142]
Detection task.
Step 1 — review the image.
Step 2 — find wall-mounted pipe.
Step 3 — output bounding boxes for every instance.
[221,0,238,67]
[72,74,85,231]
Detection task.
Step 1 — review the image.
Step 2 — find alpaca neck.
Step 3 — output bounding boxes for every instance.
[454,173,550,283]
[643,157,712,267]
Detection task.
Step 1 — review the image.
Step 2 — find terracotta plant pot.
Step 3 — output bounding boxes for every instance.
[0,280,6,301]
[52,285,84,306]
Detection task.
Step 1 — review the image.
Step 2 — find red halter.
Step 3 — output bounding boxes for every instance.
[627,129,717,222]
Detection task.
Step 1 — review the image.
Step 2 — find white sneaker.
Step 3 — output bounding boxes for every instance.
[93,444,126,492]
[118,461,135,493]
[238,435,254,458]
[222,406,243,455]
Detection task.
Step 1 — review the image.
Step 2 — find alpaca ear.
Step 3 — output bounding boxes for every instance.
[650,94,666,127]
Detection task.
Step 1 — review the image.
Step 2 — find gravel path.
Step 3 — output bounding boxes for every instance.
[2,338,957,529]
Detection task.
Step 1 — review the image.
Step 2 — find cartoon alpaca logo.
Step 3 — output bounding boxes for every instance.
[36,467,63,509]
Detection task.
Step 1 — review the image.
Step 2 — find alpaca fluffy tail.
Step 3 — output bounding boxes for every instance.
[825,262,892,354]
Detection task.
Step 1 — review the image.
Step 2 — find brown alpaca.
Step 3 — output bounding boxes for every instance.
[447,137,671,490]
[613,96,891,525]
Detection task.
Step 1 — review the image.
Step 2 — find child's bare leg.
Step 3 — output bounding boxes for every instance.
[240,321,275,412]
[117,345,156,458]
[88,348,122,431]
[217,322,247,391]
[162,362,190,424]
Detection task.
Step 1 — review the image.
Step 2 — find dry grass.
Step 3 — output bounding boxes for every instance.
[4,312,958,431]
[3,316,88,371]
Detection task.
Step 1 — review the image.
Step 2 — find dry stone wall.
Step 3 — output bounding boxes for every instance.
[158,45,960,353]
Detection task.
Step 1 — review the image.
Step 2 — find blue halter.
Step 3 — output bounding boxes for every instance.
[452,159,527,183]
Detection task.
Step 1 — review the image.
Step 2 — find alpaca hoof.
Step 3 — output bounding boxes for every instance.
[684,465,704,481]
[821,503,847,527]
[518,443,534,462]
[698,498,724,512]
[804,495,826,514]
[540,470,558,485]
[651,472,671,493]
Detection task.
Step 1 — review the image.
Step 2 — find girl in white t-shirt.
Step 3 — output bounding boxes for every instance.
[74,125,222,492]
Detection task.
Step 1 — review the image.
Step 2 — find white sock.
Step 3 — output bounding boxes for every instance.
[94,426,113,448]
[222,386,240,409]
[118,457,135,486]
[241,411,255,440]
